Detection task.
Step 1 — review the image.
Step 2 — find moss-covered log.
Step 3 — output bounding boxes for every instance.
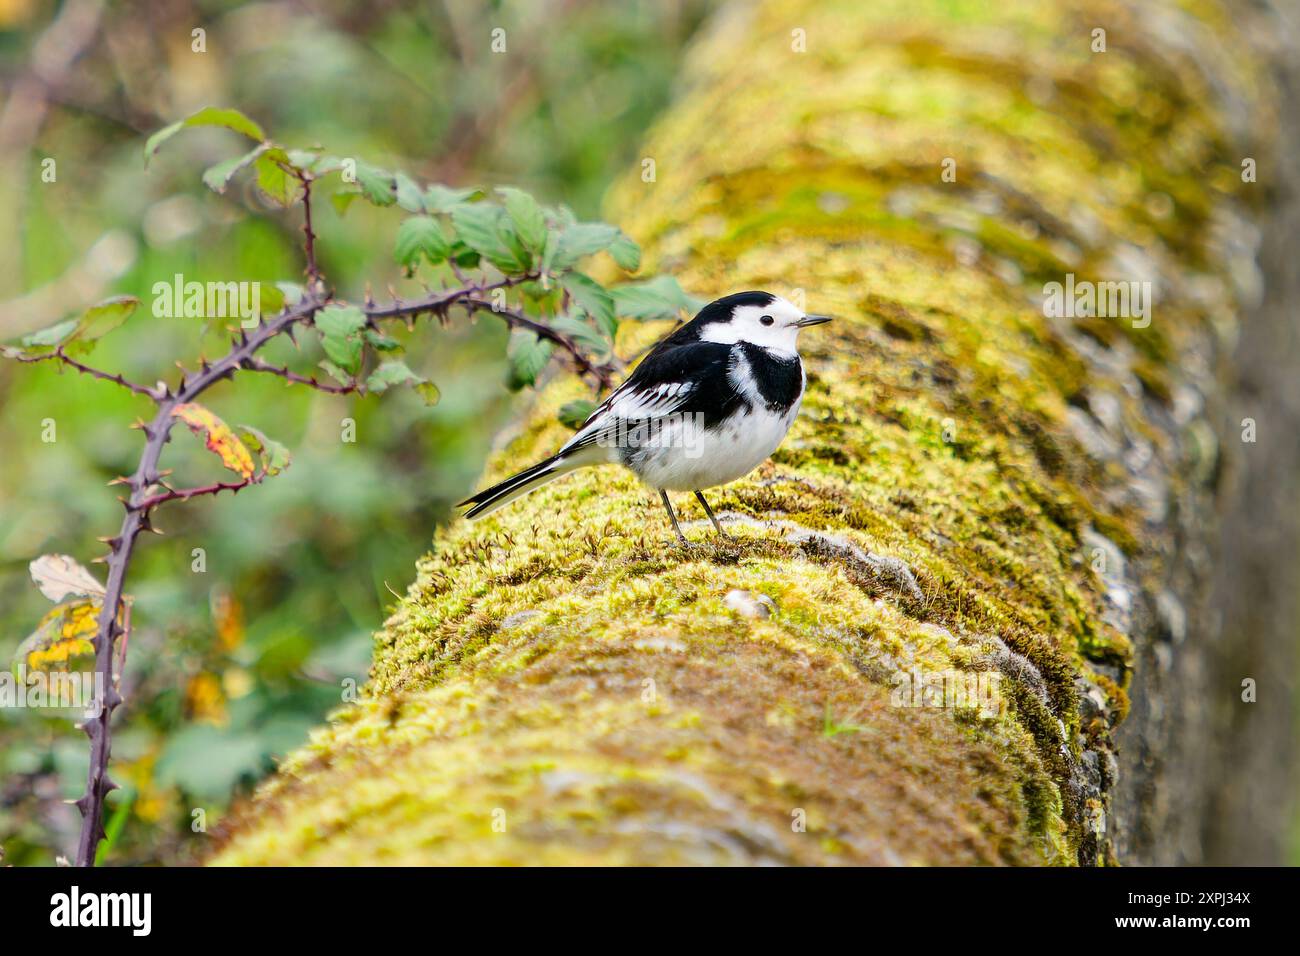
[213,0,1283,865]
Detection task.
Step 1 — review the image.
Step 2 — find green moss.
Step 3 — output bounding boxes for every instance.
[213,0,1262,866]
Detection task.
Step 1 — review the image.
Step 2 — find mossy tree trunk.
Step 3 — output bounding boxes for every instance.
[213,0,1293,865]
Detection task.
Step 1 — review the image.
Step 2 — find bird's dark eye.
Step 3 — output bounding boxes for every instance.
[760,315,774,326]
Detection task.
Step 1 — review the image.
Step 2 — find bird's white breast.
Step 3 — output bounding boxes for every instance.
[625,347,804,491]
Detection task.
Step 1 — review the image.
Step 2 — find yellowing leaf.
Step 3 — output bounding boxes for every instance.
[29,554,106,603]
[184,672,229,726]
[14,599,101,674]
[173,403,256,480]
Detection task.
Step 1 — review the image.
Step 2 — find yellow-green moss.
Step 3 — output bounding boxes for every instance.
[213,0,1262,866]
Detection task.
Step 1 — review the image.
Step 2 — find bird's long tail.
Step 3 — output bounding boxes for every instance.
[458,445,601,520]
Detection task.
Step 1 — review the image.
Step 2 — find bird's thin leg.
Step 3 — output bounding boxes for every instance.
[694,490,731,538]
[659,489,687,544]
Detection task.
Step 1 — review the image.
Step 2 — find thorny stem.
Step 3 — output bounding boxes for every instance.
[66,182,617,865]
[15,348,162,399]
[136,478,256,510]
[462,295,616,387]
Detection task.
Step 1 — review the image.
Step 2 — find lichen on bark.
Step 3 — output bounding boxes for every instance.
[213,0,1270,865]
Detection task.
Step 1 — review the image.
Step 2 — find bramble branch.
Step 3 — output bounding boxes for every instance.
[14,347,163,400]
[4,107,677,866]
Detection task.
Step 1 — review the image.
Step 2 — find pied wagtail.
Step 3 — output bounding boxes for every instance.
[459,291,831,543]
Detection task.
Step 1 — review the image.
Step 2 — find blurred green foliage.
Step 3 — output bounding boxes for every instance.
[0,0,708,865]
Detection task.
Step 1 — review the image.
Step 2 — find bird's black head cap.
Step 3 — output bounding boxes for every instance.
[660,291,777,347]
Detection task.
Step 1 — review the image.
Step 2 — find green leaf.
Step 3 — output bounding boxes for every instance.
[558,399,598,430]
[296,153,349,176]
[499,187,547,253]
[548,314,611,354]
[560,272,617,337]
[17,318,78,354]
[394,172,425,213]
[506,331,554,390]
[314,304,367,375]
[259,281,303,316]
[236,424,291,477]
[365,359,439,405]
[365,360,419,393]
[202,144,268,193]
[611,276,703,321]
[451,202,530,273]
[144,107,266,165]
[363,329,402,352]
[65,295,139,355]
[422,184,480,214]
[253,148,302,207]
[551,222,619,270]
[331,190,361,217]
[609,232,642,272]
[394,216,450,269]
[318,360,352,386]
[354,162,397,206]
[414,381,441,406]
[3,296,139,359]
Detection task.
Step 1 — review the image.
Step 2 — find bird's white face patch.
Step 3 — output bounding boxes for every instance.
[698,295,809,352]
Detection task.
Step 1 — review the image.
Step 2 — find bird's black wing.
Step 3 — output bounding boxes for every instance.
[561,340,745,453]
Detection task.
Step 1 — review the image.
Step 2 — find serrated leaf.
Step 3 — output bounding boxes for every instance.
[611,276,703,321]
[172,403,256,480]
[29,555,106,603]
[355,162,397,206]
[6,297,139,359]
[422,184,480,214]
[609,232,641,272]
[236,424,291,477]
[313,304,367,375]
[13,598,100,675]
[499,187,547,253]
[73,295,138,344]
[365,360,420,393]
[286,149,321,170]
[451,202,530,273]
[254,149,302,207]
[363,329,402,352]
[202,144,268,193]
[394,216,450,269]
[394,172,425,213]
[506,331,554,390]
[15,318,78,355]
[366,360,439,405]
[548,314,612,354]
[144,107,266,166]
[558,399,598,430]
[560,272,617,338]
[552,222,619,270]
[297,153,350,176]
[318,360,352,386]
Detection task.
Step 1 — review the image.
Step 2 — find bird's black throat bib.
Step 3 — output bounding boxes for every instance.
[738,342,804,412]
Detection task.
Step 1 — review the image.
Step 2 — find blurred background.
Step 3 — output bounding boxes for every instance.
[0,0,709,865]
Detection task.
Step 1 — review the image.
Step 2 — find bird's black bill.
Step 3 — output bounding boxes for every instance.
[795,314,832,327]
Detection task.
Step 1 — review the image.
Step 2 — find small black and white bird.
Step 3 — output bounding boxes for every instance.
[459,291,831,542]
